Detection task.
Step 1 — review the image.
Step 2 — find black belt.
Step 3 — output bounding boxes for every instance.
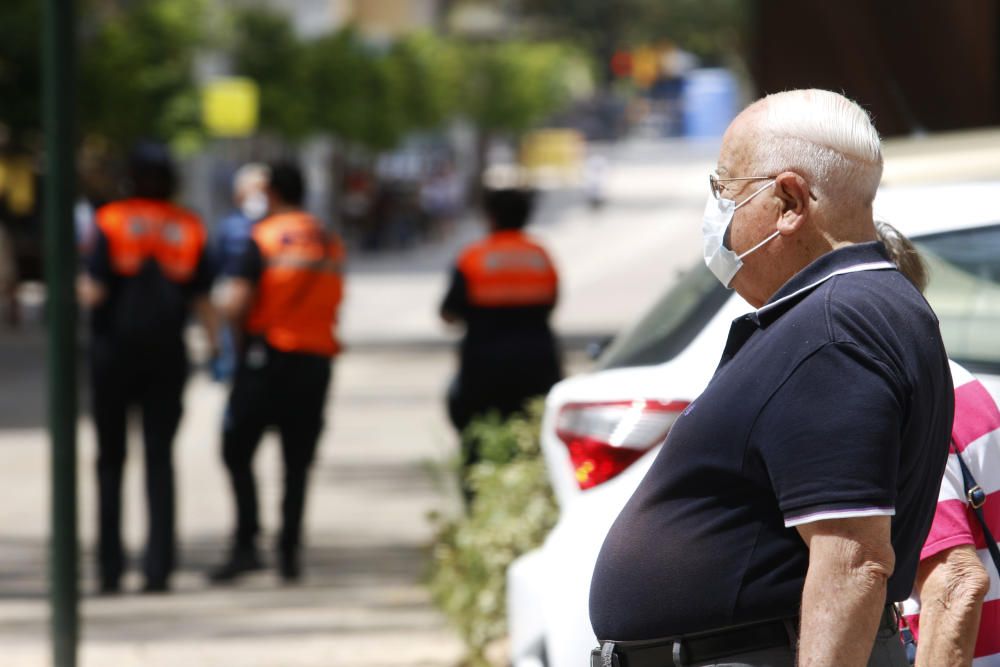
[591,604,898,667]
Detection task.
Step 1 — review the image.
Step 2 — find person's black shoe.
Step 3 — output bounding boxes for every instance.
[278,549,301,583]
[208,549,263,583]
[98,579,121,596]
[141,579,170,594]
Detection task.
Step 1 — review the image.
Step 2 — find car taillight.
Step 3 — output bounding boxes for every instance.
[555,400,689,490]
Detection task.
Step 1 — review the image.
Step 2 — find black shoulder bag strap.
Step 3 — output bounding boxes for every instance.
[952,442,1000,575]
[900,444,1000,664]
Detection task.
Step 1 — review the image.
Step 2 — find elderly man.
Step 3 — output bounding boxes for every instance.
[589,89,954,666]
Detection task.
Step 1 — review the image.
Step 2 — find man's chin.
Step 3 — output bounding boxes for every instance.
[730,278,762,309]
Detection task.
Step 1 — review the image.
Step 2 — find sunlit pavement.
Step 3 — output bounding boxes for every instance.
[0,138,716,666]
[0,340,466,667]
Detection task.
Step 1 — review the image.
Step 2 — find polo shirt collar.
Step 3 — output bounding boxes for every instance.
[754,242,895,326]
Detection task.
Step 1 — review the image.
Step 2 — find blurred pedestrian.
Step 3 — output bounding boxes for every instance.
[589,89,953,667]
[79,142,217,594]
[419,161,463,239]
[209,162,345,584]
[213,163,269,274]
[440,185,562,500]
[211,163,269,381]
[583,153,608,210]
[877,221,999,667]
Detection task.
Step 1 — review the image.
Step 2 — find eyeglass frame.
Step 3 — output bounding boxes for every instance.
[709,171,818,202]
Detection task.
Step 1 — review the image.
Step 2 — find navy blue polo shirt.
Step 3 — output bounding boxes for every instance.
[589,242,954,641]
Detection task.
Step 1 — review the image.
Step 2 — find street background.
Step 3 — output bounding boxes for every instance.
[3,0,999,664]
[0,138,712,666]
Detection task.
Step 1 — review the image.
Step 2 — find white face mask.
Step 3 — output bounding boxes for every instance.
[240,192,269,221]
[702,180,779,287]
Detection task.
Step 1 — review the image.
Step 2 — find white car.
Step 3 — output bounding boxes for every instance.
[507,180,1000,667]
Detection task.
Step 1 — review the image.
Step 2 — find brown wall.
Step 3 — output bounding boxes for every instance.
[750,0,1000,136]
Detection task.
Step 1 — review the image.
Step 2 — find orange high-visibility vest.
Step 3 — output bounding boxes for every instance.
[95,198,206,283]
[245,211,345,356]
[457,230,558,308]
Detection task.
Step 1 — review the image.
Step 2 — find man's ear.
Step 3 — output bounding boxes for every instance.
[774,171,810,233]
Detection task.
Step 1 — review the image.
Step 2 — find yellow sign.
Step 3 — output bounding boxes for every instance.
[202,78,260,137]
[520,129,584,170]
[519,129,586,188]
[0,157,35,215]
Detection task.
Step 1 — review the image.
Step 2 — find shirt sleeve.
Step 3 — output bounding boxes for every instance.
[86,229,113,283]
[225,238,263,284]
[187,247,214,296]
[919,455,976,560]
[752,341,904,527]
[440,264,469,320]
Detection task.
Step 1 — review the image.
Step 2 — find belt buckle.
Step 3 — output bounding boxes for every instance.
[672,640,688,666]
[592,642,622,667]
[603,641,621,667]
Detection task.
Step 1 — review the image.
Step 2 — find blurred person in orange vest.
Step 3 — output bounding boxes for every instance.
[440,184,563,499]
[209,162,345,583]
[78,142,217,594]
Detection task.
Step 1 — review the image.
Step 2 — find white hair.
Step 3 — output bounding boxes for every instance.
[747,89,883,206]
[233,162,269,195]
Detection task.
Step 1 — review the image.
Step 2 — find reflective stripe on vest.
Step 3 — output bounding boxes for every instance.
[95,199,206,282]
[246,211,345,356]
[458,230,558,308]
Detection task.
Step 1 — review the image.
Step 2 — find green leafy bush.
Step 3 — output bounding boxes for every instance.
[428,400,559,664]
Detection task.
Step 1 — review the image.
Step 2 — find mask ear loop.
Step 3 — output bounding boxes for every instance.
[737,228,781,260]
[733,180,776,210]
[732,180,779,260]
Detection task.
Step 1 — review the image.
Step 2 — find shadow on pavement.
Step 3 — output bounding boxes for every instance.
[0,536,439,640]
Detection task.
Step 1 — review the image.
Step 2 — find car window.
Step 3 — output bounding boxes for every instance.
[916,223,1000,373]
[597,263,731,370]
[598,224,1000,374]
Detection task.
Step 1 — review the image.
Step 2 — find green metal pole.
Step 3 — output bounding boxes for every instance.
[42,0,79,665]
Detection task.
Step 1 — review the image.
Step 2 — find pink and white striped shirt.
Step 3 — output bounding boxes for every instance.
[903,361,1000,666]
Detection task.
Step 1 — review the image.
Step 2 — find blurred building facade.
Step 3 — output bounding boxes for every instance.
[751,0,1000,136]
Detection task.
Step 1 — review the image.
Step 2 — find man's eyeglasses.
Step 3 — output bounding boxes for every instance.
[708,171,818,201]
[708,172,775,201]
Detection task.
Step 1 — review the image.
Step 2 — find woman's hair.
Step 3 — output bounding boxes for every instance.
[875,219,929,293]
[748,89,883,206]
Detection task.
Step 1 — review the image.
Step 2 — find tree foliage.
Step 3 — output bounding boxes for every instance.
[228,7,310,141]
[79,0,206,150]
[1,2,587,155]
[228,8,584,149]
[230,11,459,149]
[517,0,748,66]
[388,33,463,134]
[462,41,584,136]
[0,0,43,148]
[0,0,205,152]
[303,29,400,149]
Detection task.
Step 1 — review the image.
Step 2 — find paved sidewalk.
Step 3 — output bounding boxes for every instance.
[0,338,466,666]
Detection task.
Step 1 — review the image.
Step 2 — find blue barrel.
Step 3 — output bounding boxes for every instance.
[682,68,739,138]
